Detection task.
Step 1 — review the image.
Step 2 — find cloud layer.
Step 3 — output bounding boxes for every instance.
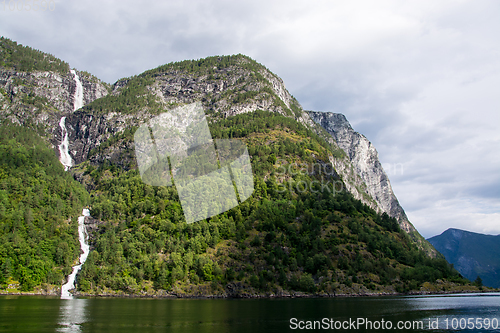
[1,0,499,237]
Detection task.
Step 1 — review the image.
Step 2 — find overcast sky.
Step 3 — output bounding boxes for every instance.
[1,0,499,238]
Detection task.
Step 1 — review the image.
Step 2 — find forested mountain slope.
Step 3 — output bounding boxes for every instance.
[0,37,475,296]
[428,229,500,288]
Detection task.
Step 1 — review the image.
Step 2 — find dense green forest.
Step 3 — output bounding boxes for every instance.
[0,122,89,291]
[75,111,466,296]
[141,54,268,77]
[0,39,473,295]
[0,37,69,74]
[81,76,160,115]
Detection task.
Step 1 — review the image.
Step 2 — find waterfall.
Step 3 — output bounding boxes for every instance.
[58,117,73,171]
[70,69,84,111]
[59,70,90,299]
[61,209,91,298]
[58,69,84,170]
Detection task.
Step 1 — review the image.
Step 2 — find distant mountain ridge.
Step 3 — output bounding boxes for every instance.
[428,228,500,288]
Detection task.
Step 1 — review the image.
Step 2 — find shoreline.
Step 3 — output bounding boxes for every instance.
[1,288,498,299]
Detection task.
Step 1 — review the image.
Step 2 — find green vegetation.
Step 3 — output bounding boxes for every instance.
[0,122,89,291]
[141,54,268,77]
[82,76,160,115]
[474,276,483,288]
[75,111,466,296]
[0,46,474,295]
[0,37,69,74]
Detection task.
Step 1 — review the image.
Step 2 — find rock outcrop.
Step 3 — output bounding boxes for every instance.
[307,111,436,255]
[1,53,436,254]
[0,68,108,115]
[61,55,318,167]
[307,111,412,228]
[0,67,109,162]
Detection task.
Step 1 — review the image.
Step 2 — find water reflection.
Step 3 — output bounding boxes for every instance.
[57,298,88,332]
[1,293,499,332]
[402,293,500,314]
[402,293,500,331]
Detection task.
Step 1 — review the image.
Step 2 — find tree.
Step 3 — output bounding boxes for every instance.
[474,275,483,287]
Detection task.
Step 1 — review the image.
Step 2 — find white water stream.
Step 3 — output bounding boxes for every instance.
[58,71,90,300]
[58,117,73,171]
[58,69,84,170]
[70,69,84,111]
[61,209,91,298]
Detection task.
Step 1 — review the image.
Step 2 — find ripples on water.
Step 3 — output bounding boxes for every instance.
[0,293,499,332]
[57,298,87,333]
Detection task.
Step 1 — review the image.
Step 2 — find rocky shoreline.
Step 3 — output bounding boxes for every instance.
[1,286,497,299]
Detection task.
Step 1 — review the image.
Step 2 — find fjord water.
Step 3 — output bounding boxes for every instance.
[1,293,499,332]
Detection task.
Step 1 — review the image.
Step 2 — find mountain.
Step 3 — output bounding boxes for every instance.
[0,36,471,296]
[428,228,500,288]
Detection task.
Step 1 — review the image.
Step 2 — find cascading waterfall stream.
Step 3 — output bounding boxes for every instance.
[70,69,84,111]
[58,69,84,170]
[60,70,90,299]
[58,117,73,171]
[61,209,91,298]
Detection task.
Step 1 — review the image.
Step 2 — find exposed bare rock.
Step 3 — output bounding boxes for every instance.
[308,111,437,255]
[0,54,435,255]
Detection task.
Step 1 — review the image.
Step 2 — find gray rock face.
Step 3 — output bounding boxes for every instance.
[138,66,298,120]
[307,111,414,233]
[0,54,440,256]
[65,110,148,166]
[0,68,109,163]
[326,153,378,209]
[0,68,108,115]
[77,72,109,107]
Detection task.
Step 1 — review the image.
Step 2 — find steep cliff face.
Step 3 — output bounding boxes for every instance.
[307,112,410,229]
[63,55,323,167]
[0,67,109,160]
[130,56,304,120]
[0,68,108,115]
[307,111,436,255]
[65,110,141,166]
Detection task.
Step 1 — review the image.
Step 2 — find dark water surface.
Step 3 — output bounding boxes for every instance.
[1,293,499,332]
